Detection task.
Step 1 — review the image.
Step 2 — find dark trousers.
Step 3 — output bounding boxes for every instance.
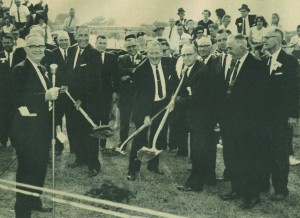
[0,109,13,147]
[66,106,100,171]
[119,92,134,149]
[14,141,49,217]
[54,94,68,152]
[100,96,112,148]
[168,106,189,155]
[186,121,216,188]
[128,100,168,174]
[267,121,290,195]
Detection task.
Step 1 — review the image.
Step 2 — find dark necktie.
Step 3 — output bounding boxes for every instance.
[37,65,50,85]
[131,56,134,66]
[267,56,272,73]
[100,52,103,65]
[242,18,246,35]
[17,7,21,23]
[222,54,228,73]
[63,49,67,61]
[155,65,163,98]
[169,27,173,39]
[68,17,73,27]
[230,60,241,83]
[74,49,82,68]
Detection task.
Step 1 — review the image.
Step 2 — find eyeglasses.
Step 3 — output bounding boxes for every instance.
[262,36,277,40]
[198,45,211,48]
[27,45,46,49]
[181,53,196,57]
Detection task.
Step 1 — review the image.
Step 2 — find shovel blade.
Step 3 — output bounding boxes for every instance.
[137,146,162,162]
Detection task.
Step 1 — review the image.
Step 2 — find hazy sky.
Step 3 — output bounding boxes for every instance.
[5,0,300,31]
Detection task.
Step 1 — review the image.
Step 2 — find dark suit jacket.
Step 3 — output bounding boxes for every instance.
[48,47,68,87]
[132,58,176,123]
[67,44,103,121]
[264,49,299,121]
[11,59,52,148]
[101,52,119,97]
[175,19,187,27]
[176,60,214,129]
[235,15,256,34]
[117,53,145,95]
[34,2,49,22]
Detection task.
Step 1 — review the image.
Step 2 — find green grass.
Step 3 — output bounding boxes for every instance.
[0,125,300,218]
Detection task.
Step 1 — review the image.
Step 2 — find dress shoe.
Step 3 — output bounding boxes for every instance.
[289,156,300,166]
[127,173,136,181]
[177,185,203,192]
[32,206,53,213]
[271,192,288,201]
[240,197,261,209]
[87,169,99,177]
[220,192,239,200]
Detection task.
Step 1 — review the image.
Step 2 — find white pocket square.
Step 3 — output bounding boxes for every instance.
[274,72,283,75]
[80,63,87,67]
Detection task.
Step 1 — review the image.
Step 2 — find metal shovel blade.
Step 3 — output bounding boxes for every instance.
[137,146,163,162]
[90,125,114,139]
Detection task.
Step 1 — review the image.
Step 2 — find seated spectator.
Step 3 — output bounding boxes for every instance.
[192,25,204,43]
[12,29,25,48]
[1,17,14,35]
[197,9,214,36]
[219,15,235,34]
[269,13,284,31]
[186,19,195,37]
[248,16,268,57]
[290,25,300,59]
[208,23,218,45]
[34,0,48,24]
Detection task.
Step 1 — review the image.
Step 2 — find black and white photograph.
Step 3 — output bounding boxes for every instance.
[0,0,300,217]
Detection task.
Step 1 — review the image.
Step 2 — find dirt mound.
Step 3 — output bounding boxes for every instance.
[85,182,135,203]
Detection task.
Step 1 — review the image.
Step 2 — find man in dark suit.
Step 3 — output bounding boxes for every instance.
[66,25,103,177]
[127,41,176,181]
[262,29,299,201]
[95,35,119,149]
[210,29,233,181]
[0,34,18,148]
[235,4,256,36]
[11,34,60,217]
[48,31,70,154]
[176,44,215,192]
[117,38,144,151]
[220,34,267,209]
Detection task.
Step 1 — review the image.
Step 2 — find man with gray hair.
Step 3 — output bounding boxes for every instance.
[11,33,60,216]
[220,34,268,209]
[197,37,213,65]
[127,40,176,181]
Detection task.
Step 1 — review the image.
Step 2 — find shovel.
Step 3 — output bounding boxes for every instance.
[64,90,113,139]
[137,68,187,162]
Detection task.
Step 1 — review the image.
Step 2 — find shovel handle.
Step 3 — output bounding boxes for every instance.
[64,90,98,128]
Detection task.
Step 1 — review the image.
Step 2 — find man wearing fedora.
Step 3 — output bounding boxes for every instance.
[153,26,165,39]
[235,4,256,37]
[176,8,187,30]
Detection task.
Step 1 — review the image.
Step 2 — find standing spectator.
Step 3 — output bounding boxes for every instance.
[174,23,191,54]
[235,4,256,37]
[34,0,48,24]
[36,15,52,44]
[136,31,147,54]
[163,18,177,50]
[116,38,145,151]
[95,35,119,150]
[262,29,299,201]
[215,8,226,26]
[63,8,80,45]
[290,25,300,59]
[9,0,30,39]
[197,9,214,36]
[153,25,165,39]
[175,7,187,29]
[219,15,235,34]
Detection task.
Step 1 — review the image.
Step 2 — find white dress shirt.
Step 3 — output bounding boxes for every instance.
[9,5,30,23]
[150,62,167,101]
[269,48,282,74]
[229,52,248,83]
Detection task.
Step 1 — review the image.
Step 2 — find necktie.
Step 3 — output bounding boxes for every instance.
[17,7,21,23]
[100,52,103,65]
[63,49,67,61]
[68,17,73,27]
[242,18,246,35]
[267,56,272,73]
[74,49,82,69]
[37,65,52,110]
[230,60,241,83]
[222,54,228,72]
[169,27,173,39]
[131,56,134,65]
[155,65,163,98]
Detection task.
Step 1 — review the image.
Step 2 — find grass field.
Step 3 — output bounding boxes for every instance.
[0,122,300,218]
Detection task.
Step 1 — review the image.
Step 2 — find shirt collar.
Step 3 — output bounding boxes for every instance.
[271,48,281,61]
[59,47,67,55]
[150,60,162,68]
[238,51,249,65]
[27,57,40,68]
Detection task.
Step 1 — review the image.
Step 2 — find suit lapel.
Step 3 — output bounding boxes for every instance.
[271,49,284,76]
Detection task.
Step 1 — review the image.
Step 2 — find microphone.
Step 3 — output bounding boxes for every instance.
[50,64,58,87]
